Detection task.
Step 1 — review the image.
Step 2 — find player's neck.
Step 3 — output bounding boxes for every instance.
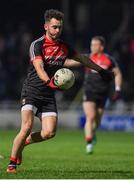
[93,52,103,57]
[45,33,57,43]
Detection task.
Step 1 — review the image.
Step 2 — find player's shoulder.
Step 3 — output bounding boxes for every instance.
[30,36,45,49]
[103,53,113,58]
[104,53,115,61]
[29,36,45,57]
[104,53,118,66]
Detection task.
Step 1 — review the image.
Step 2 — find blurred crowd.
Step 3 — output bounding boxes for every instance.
[0,23,32,100]
[0,0,134,102]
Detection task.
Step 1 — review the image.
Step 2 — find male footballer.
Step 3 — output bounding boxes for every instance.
[83,36,122,153]
[7,10,113,173]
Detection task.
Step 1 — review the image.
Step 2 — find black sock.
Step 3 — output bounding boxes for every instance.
[9,161,16,166]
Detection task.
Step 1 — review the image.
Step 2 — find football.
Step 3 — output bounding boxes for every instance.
[54,68,75,90]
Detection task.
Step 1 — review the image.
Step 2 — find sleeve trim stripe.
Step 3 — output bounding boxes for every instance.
[31,56,43,61]
[29,36,44,60]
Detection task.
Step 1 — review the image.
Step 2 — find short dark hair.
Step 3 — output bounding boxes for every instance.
[91,36,106,46]
[44,9,64,22]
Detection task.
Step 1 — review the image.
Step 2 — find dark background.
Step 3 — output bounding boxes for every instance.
[0,0,133,102]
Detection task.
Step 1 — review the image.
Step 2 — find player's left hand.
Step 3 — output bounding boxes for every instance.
[99,69,114,82]
[47,77,59,89]
[112,90,121,102]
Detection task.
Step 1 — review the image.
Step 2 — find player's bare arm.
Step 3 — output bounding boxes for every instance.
[111,66,123,101]
[33,59,58,89]
[33,59,50,83]
[112,67,122,91]
[65,53,114,82]
[72,53,103,72]
[64,58,81,67]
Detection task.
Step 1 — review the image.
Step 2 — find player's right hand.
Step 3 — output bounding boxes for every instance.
[98,69,114,82]
[112,90,121,102]
[46,77,59,89]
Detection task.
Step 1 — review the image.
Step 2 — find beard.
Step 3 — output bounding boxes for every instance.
[48,31,61,40]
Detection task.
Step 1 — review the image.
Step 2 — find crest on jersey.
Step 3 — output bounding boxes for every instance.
[22,98,26,105]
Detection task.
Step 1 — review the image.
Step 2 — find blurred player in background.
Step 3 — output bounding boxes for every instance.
[7,10,113,173]
[83,36,122,154]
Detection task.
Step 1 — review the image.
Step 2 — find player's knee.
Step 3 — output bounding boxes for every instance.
[86,115,96,123]
[44,131,56,139]
[41,130,56,140]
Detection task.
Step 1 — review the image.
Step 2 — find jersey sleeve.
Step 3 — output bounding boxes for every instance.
[110,55,118,68]
[29,41,43,61]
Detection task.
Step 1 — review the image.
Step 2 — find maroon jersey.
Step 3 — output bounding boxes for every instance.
[85,53,118,74]
[24,35,76,94]
[84,53,118,93]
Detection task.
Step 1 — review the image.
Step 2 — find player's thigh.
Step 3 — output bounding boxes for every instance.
[40,95,58,132]
[83,101,97,119]
[41,115,57,133]
[20,105,34,131]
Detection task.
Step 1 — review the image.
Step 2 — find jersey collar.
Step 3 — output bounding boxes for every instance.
[44,34,59,45]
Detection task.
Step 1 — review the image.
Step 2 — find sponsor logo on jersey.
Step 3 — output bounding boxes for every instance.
[47,59,64,66]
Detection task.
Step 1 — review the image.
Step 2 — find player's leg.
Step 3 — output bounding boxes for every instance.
[16,114,57,167]
[7,108,34,173]
[25,113,57,144]
[83,101,97,153]
[95,107,104,128]
[16,105,38,165]
[24,95,57,144]
[41,114,57,140]
[92,107,104,145]
[16,97,57,166]
[92,96,107,144]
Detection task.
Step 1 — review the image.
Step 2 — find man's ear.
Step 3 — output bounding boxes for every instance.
[44,23,48,31]
[101,46,104,51]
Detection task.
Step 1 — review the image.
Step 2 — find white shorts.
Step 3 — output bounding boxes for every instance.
[21,104,57,119]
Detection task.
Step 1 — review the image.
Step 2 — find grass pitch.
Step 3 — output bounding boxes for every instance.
[0,129,134,179]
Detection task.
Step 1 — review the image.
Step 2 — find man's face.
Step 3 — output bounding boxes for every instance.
[45,18,63,40]
[90,39,104,54]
